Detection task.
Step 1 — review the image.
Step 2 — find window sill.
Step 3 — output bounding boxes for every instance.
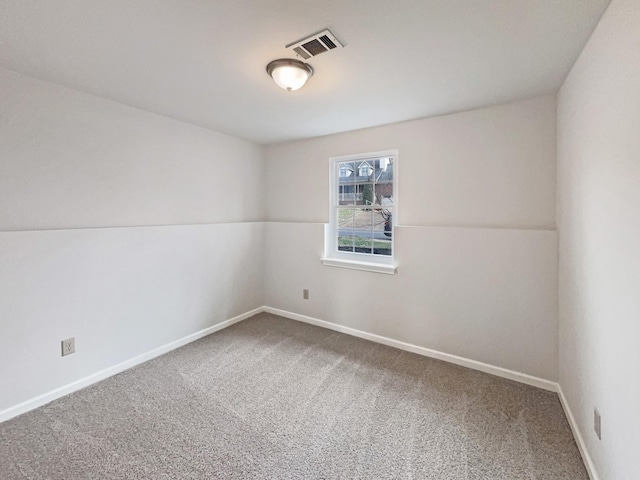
[321,257,397,275]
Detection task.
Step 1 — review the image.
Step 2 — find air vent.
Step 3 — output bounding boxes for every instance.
[286,29,344,59]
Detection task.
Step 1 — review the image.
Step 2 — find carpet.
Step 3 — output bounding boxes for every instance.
[0,313,588,479]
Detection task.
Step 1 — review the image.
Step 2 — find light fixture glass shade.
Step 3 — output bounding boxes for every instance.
[266,59,314,92]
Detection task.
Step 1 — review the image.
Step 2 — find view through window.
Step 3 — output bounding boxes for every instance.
[332,153,395,258]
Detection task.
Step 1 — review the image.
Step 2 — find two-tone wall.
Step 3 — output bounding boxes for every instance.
[4,3,637,474]
[0,73,561,419]
[0,69,265,415]
[264,95,559,382]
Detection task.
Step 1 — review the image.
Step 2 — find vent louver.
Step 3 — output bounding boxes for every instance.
[293,47,311,60]
[286,29,344,58]
[302,39,328,56]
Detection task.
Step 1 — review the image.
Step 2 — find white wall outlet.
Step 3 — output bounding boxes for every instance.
[594,408,601,440]
[303,289,309,300]
[61,338,75,356]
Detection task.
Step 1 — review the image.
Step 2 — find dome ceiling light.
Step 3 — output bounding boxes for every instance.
[266,58,314,92]
[266,29,343,92]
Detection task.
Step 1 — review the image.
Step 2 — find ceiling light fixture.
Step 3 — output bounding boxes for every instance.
[266,58,314,92]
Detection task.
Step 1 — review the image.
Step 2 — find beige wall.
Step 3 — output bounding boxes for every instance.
[0,68,264,230]
[265,95,559,381]
[266,95,556,229]
[557,0,640,478]
[0,70,265,414]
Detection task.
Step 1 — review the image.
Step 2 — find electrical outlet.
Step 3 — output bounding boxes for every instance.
[594,408,601,440]
[303,289,309,300]
[61,338,75,356]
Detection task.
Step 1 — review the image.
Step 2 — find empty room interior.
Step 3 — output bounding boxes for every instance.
[0,0,638,479]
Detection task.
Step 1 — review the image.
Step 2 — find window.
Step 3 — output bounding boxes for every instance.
[322,151,397,274]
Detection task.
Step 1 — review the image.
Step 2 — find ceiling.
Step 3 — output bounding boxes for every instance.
[0,0,610,144]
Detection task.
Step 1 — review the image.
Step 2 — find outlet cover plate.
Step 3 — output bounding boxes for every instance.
[61,338,75,356]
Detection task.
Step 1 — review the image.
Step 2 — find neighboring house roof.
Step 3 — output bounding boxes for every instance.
[338,163,393,185]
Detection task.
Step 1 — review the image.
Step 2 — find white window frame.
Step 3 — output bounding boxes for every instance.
[322,150,398,275]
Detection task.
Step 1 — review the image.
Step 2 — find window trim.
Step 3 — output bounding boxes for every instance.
[320,256,397,275]
[322,150,398,274]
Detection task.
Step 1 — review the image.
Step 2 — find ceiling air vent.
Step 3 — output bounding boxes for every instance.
[287,29,344,59]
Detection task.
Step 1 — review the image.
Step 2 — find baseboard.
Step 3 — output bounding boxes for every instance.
[2,304,594,478]
[262,306,558,392]
[0,307,263,424]
[0,304,559,421]
[558,386,600,480]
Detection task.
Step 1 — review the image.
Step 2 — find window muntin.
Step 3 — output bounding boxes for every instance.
[328,152,396,264]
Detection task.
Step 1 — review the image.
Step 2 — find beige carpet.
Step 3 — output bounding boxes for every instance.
[0,313,587,479]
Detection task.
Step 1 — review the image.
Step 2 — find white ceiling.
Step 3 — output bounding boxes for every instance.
[0,0,610,144]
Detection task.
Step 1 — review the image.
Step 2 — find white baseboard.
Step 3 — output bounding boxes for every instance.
[2,304,594,479]
[262,306,558,392]
[0,307,263,424]
[0,304,559,422]
[558,386,600,480]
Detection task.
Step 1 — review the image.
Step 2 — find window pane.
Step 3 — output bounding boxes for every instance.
[374,156,393,206]
[351,208,391,255]
[373,207,392,256]
[337,207,353,228]
[376,181,393,207]
[374,156,393,182]
[338,233,356,252]
[338,162,354,179]
[358,183,374,206]
[350,208,373,254]
[378,208,393,242]
[358,161,373,178]
[337,162,357,205]
[337,208,354,252]
[354,237,391,256]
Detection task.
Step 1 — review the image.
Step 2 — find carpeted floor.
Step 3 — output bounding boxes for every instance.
[0,313,587,479]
